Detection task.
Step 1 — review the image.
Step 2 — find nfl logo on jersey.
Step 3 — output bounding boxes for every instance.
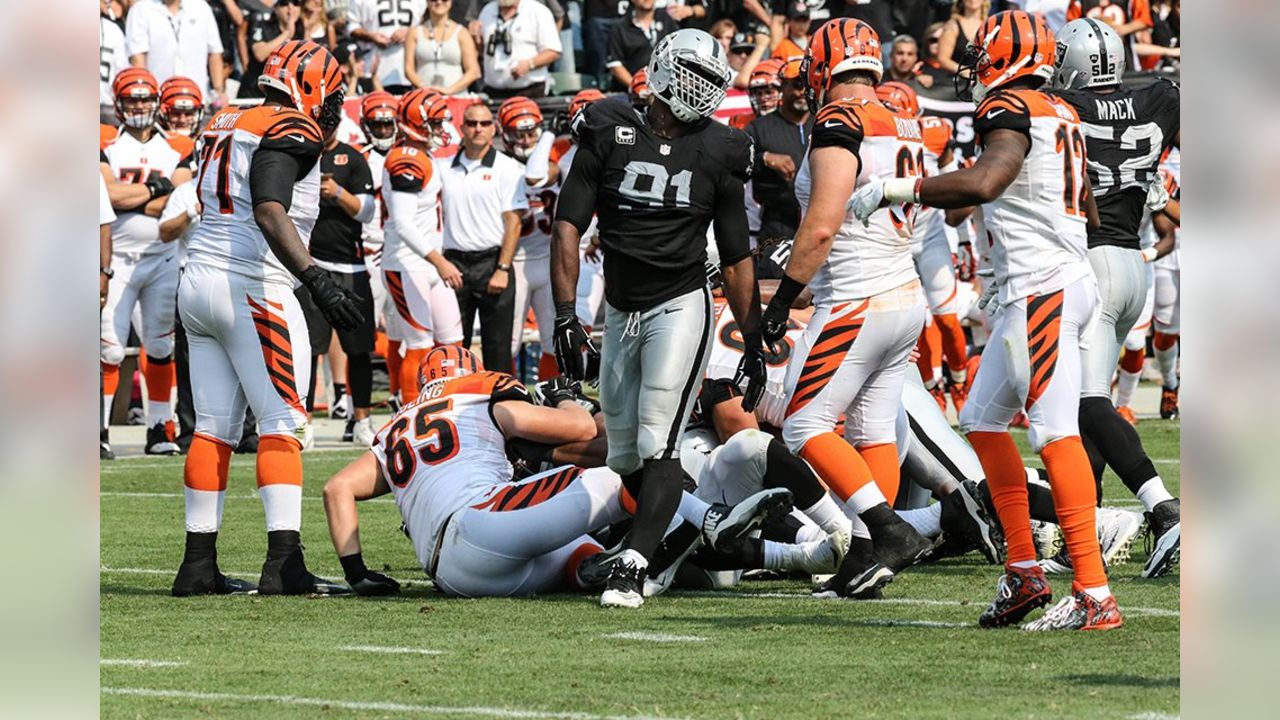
[659,144,671,155]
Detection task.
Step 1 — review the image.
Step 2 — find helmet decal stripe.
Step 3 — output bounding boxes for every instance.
[1083,17,1111,79]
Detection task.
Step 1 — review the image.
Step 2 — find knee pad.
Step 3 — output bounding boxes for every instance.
[636,424,669,462]
[144,336,174,361]
[721,429,771,469]
[608,454,643,479]
[101,343,126,367]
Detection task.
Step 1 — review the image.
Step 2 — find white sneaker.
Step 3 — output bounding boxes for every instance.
[1031,519,1061,560]
[352,417,376,447]
[600,549,646,609]
[1096,507,1145,566]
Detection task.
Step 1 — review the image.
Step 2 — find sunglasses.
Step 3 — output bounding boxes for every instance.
[464,119,494,128]
[277,0,302,6]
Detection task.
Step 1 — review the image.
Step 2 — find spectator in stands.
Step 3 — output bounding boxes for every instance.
[478,0,562,99]
[438,103,529,373]
[1017,0,1071,32]
[843,0,894,46]
[126,0,227,103]
[663,1,709,29]
[917,21,951,87]
[581,1,629,86]
[746,58,810,244]
[348,0,425,94]
[238,0,306,100]
[884,34,934,89]
[1066,0,1153,71]
[1137,0,1180,71]
[771,3,809,61]
[936,0,989,76]
[406,0,482,94]
[729,30,771,89]
[101,2,128,125]
[301,0,336,46]
[606,0,675,91]
[708,18,736,55]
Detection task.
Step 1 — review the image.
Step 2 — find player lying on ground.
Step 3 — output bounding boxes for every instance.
[322,346,793,598]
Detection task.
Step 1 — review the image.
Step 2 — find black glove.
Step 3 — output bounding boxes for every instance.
[735,332,768,412]
[762,274,805,351]
[553,301,600,382]
[537,376,579,407]
[299,265,364,331]
[339,553,401,596]
[145,175,174,200]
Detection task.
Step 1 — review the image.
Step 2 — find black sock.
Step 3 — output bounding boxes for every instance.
[762,513,806,543]
[626,459,684,561]
[693,536,765,570]
[306,356,320,414]
[265,529,301,559]
[763,438,825,508]
[346,354,372,409]
[181,531,217,564]
[339,552,367,583]
[977,478,1059,524]
[1079,396,1159,496]
[621,470,644,499]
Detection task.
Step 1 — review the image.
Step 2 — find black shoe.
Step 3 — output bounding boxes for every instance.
[939,481,1004,564]
[576,544,628,592]
[235,433,259,454]
[1143,498,1180,578]
[701,488,793,552]
[599,548,646,608]
[812,537,893,600]
[145,423,180,455]
[172,559,256,597]
[862,504,934,572]
[258,531,351,596]
[100,428,115,461]
[342,418,355,443]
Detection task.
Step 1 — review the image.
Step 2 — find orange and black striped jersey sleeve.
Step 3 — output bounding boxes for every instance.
[166,133,197,171]
[974,90,1033,148]
[385,147,433,193]
[256,107,324,160]
[920,116,954,158]
[811,100,868,156]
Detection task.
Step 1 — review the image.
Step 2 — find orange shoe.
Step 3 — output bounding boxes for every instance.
[928,383,947,413]
[1160,386,1179,419]
[978,565,1053,628]
[1022,583,1123,631]
[949,382,967,416]
[1116,405,1138,426]
[1010,411,1030,429]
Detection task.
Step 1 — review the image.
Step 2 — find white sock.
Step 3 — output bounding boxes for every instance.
[1136,478,1175,512]
[802,494,851,535]
[676,491,712,526]
[925,369,943,389]
[259,484,303,532]
[1010,560,1038,569]
[762,540,785,570]
[948,366,967,385]
[1114,367,1141,407]
[102,394,114,429]
[793,519,827,545]
[1155,342,1179,389]
[148,400,172,426]
[844,482,888,516]
[184,488,225,533]
[1082,584,1112,602]
[898,504,943,538]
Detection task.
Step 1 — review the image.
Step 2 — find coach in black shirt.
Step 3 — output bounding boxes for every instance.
[746,62,810,242]
[605,0,675,91]
[297,137,378,445]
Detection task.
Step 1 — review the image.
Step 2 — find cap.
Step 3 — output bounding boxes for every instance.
[785,2,811,20]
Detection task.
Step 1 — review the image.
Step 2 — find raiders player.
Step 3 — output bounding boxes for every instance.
[550,29,767,609]
[1051,19,1181,578]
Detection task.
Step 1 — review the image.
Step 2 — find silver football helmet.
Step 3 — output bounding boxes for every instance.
[647,29,732,123]
[1052,18,1126,90]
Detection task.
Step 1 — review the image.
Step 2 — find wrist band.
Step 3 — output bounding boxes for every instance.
[771,274,806,310]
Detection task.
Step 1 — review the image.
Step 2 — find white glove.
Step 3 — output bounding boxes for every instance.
[1141,246,1158,263]
[849,179,886,226]
[1145,177,1170,213]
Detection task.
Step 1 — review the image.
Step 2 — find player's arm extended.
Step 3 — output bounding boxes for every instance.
[782,146,860,285]
[493,398,598,446]
[913,129,1028,208]
[551,138,602,305]
[323,452,391,560]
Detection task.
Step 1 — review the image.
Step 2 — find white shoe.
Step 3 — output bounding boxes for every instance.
[1030,519,1061,560]
[1096,507,1145,566]
[600,549,646,609]
[352,417,376,447]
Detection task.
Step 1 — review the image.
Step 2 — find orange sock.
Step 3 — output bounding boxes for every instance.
[400,347,426,402]
[917,323,942,383]
[564,541,606,589]
[1120,346,1146,374]
[538,353,560,382]
[386,340,402,401]
[185,434,231,492]
[800,432,875,503]
[1153,331,1178,352]
[143,354,175,423]
[858,443,901,507]
[968,430,1036,565]
[934,313,968,378]
[1041,436,1108,589]
[257,435,303,532]
[102,362,120,396]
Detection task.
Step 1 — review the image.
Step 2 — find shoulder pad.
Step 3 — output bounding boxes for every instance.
[165,133,195,157]
[385,146,433,192]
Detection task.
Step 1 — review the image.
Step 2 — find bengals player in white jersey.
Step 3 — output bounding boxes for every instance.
[173,40,364,597]
[100,68,193,459]
[323,346,791,598]
[759,18,934,600]
[355,91,399,402]
[498,96,573,382]
[851,10,1121,631]
[380,88,465,405]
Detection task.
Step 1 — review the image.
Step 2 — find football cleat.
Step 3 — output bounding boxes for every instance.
[127,406,146,426]
[145,423,180,455]
[330,398,350,420]
[644,525,704,597]
[352,417,377,447]
[812,537,893,600]
[1160,386,1179,419]
[928,382,947,413]
[1022,584,1123,631]
[100,428,115,461]
[978,565,1052,628]
[1038,546,1073,575]
[1142,498,1180,578]
[342,418,355,442]
[1116,405,1139,426]
[576,543,629,591]
[1030,519,1062,560]
[862,504,934,572]
[948,380,967,416]
[387,396,402,414]
[939,481,1003,564]
[600,548,646,608]
[349,571,401,596]
[172,559,257,597]
[258,531,351,596]
[701,488,793,553]
[1097,507,1145,566]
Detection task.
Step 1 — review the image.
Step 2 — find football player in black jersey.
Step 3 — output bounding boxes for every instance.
[551,28,771,609]
[1052,19,1181,579]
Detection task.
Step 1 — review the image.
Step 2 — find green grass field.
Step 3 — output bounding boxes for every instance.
[101,421,1180,719]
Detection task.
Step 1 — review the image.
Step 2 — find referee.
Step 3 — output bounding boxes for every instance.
[297,133,378,446]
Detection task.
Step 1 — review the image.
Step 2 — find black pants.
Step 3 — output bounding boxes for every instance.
[445,248,516,373]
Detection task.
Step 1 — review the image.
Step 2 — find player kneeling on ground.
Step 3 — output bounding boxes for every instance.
[323,346,792,598]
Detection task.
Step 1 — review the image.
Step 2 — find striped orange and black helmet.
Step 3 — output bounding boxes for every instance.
[956,10,1056,102]
[113,67,160,129]
[875,81,920,118]
[397,88,451,148]
[419,346,483,386]
[360,90,399,151]
[803,19,882,105]
[158,76,204,136]
[568,89,605,127]
[258,40,346,133]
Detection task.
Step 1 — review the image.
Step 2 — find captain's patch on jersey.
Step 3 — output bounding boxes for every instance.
[615,126,635,145]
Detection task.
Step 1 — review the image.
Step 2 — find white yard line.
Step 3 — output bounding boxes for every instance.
[601,631,706,643]
[1128,713,1178,720]
[101,659,188,668]
[338,645,444,655]
[101,687,680,720]
[668,590,1180,617]
[99,491,393,504]
[101,446,360,470]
